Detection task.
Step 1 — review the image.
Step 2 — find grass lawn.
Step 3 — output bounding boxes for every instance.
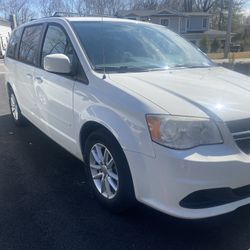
[208,52,250,59]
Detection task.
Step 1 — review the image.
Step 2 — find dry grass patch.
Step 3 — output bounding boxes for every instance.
[208,52,250,60]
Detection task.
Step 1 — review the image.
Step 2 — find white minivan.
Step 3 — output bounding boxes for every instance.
[5,16,250,219]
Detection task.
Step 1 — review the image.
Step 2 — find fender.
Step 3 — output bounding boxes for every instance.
[76,104,156,159]
[5,60,21,109]
[6,81,18,101]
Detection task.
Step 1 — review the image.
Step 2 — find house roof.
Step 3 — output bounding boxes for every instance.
[116,10,157,17]
[153,9,184,16]
[182,29,229,40]
[0,18,10,27]
[204,29,227,36]
[183,12,211,16]
[116,9,211,18]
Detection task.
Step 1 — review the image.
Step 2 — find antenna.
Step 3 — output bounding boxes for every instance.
[101,15,106,79]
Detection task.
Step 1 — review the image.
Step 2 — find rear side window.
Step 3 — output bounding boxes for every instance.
[19,25,43,65]
[41,25,74,67]
[6,28,22,59]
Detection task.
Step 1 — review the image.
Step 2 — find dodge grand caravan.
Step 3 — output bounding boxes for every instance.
[5,16,250,219]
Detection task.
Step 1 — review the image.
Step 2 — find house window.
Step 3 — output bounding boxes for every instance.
[202,18,207,28]
[161,19,169,27]
[187,18,190,29]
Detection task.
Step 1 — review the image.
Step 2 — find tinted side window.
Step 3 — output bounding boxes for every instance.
[19,25,43,65]
[6,28,22,59]
[41,25,74,67]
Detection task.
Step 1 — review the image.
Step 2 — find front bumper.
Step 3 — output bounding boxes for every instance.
[124,142,250,219]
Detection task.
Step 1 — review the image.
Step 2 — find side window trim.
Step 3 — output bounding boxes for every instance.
[40,22,89,85]
[37,23,49,68]
[13,29,21,59]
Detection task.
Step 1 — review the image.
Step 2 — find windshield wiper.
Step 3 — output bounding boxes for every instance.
[94,66,152,73]
[171,64,213,69]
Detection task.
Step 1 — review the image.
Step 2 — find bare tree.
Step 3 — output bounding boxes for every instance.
[0,0,35,24]
[19,5,35,23]
[72,0,127,15]
[158,0,185,11]
[130,0,160,10]
[71,0,86,14]
[195,0,215,12]
[210,0,247,30]
[105,0,127,15]
[39,0,68,17]
[184,0,193,11]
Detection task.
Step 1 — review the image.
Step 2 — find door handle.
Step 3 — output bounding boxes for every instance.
[26,73,32,79]
[35,76,43,84]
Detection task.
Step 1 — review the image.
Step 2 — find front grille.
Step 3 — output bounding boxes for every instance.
[226,118,250,154]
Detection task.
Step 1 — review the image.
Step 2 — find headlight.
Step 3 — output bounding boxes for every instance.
[146,115,223,149]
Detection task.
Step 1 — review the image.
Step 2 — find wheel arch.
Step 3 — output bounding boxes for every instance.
[6,81,19,103]
[6,81,12,94]
[80,120,137,203]
[76,102,156,163]
[79,121,122,160]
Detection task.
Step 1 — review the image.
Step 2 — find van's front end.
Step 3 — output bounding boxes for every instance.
[71,18,250,219]
[107,65,250,219]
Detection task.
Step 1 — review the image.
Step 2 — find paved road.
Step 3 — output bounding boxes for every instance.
[0,73,250,250]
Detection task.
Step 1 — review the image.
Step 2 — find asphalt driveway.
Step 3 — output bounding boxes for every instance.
[0,71,250,249]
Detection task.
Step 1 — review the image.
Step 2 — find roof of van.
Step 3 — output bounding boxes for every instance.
[33,16,142,24]
[66,17,130,22]
[16,16,149,30]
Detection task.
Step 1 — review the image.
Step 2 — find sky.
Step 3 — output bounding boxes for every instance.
[243,1,250,15]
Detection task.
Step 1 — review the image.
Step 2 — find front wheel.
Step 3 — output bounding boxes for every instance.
[84,129,135,212]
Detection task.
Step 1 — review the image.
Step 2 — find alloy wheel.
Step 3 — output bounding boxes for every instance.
[10,93,18,120]
[89,143,119,199]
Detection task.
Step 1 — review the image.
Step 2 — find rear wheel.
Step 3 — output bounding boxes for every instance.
[8,89,27,126]
[84,128,135,212]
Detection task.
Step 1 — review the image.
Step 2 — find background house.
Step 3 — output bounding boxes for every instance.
[116,9,227,46]
[0,18,11,57]
[244,15,250,31]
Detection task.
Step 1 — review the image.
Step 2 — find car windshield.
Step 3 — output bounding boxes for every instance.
[71,20,214,73]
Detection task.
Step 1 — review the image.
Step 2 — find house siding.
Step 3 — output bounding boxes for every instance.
[150,16,161,24]
[116,9,225,44]
[152,16,180,33]
[181,17,187,33]
[0,23,11,55]
[168,16,180,32]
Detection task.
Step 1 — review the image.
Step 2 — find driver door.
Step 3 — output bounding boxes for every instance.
[34,24,77,154]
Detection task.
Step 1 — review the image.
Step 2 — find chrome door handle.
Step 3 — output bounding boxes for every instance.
[35,76,43,84]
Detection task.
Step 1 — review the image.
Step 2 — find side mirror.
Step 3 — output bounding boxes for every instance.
[44,53,71,74]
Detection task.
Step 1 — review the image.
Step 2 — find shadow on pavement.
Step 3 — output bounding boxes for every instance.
[0,113,250,249]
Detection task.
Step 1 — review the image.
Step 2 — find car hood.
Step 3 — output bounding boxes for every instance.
[109,67,250,122]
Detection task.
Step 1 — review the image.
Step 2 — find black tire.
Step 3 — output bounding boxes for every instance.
[84,128,135,212]
[8,88,27,126]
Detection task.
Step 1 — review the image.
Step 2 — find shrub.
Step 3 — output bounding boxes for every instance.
[242,38,250,51]
[199,35,211,53]
[211,38,222,52]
